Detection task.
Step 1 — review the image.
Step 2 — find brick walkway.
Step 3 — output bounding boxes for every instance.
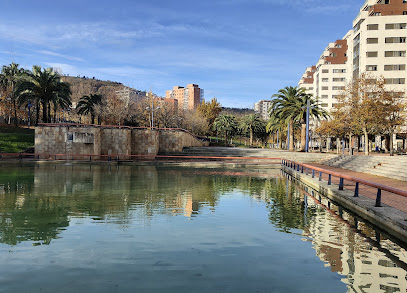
[306,163,407,214]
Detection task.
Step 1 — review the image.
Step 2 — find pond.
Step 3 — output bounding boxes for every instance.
[0,163,406,293]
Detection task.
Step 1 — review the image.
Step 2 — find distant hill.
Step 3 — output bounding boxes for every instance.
[61,76,127,104]
[221,107,255,117]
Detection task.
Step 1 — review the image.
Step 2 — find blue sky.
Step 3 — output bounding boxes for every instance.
[0,0,362,108]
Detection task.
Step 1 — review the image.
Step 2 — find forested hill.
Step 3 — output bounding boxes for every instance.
[61,76,126,104]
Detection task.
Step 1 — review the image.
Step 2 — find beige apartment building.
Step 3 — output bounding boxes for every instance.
[165,84,204,111]
[299,0,407,112]
[254,100,273,121]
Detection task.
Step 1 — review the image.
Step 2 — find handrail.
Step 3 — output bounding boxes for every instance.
[282,159,407,207]
[0,152,281,162]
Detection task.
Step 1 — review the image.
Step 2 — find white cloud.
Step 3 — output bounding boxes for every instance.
[37,50,85,62]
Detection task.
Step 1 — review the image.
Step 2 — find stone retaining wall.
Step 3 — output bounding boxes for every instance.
[35,126,207,159]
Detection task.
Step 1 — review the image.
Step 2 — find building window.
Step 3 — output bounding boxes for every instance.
[385,37,406,43]
[385,51,406,57]
[332,86,345,90]
[384,64,406,71]
[322,87,329,90]
[386,23,407,29]
[404,11,407,15]
[367,51,378,57]
[366,65,378,71]
[385,78,406,84]
[321,95,328,99]
[321,103,329,108]
[333,69,346,73]
[367,24,379,30]
[333,78,345,82]
[367,38,379,44]
[322,69,329,73]
[322,78,329,82]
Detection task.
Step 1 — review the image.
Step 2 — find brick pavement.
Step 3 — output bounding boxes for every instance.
[307,163,407,213]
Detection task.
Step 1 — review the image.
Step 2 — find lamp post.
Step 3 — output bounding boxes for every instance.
[146,100,160,128]
[305,98,310,153]
[287,124,290,150]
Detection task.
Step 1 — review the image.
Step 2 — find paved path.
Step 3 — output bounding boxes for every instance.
[307,163,407,214]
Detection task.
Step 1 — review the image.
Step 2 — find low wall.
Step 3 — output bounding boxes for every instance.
[35,126,101,160]
[35,125,207,159]
[159,129,208,153]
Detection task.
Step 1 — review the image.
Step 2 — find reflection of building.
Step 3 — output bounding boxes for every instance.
[165,84,204,111]
[254,100,272,121]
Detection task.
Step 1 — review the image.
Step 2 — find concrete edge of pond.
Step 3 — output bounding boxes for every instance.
[282,165,407,244]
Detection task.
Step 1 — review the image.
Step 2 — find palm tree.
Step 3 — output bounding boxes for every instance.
[0,63,29,126]
[213,114,238,145]
[76,94,103,124]
[16,66,72,124]
[270,86,329,151]
[266,114,286,149]
[240,114,264,146]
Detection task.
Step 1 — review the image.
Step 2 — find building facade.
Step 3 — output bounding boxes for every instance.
[165,84,204,111]
[299,0,407,112]
[254,100,273,121]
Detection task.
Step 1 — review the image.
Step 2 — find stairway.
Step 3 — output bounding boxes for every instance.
[321,155,407,181]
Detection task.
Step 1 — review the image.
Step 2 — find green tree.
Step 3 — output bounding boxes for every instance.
[240,114,264,146]
[16,66,71,124]
[0,63,29,126]
[271,86,328,151]
[76,94,103,124]
[198,97,222,134]
[213,114,238,145]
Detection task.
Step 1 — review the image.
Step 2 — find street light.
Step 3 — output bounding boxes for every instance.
[146,100,160,128]
[305,99,310,153]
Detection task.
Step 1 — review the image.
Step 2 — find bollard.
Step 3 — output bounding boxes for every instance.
[301,166,304,173]
[328,174,332,185]
[306,168,309,175]
[339,178,344,190]
[354,182,359,197]
[312,169,315,178]
[375,189,382,207]
[319,172,322,181]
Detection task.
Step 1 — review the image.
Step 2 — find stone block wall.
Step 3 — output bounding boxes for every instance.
[35,126,101,160]
[159,130,208,153]
[131,129,159,157]
[101,128,131,159]
[35,125,208,160]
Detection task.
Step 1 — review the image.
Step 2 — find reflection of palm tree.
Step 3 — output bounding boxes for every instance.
[76,94,103,124]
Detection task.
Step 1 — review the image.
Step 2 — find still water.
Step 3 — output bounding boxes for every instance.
[0,163,406,293]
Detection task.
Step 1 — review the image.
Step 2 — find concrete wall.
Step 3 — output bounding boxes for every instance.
[35,126,206,159]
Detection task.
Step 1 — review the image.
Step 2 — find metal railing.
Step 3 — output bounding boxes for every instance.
[282,159,407,208]
[0,152,281,164]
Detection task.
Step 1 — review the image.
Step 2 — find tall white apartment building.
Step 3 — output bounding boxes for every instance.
[254,100,273,121]
[299,0,407,111]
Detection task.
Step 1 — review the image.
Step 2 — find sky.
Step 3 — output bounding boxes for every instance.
[0,0,363,108]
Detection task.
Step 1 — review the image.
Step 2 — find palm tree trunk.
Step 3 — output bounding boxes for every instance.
[289,121,294,151]
[42,101,47,123]
[35,102,40,125]
[13,99,18,127]
[250,128,253,146]
[300,123,306,152]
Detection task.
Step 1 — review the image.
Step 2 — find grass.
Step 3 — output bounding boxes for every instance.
[0,124,35,153]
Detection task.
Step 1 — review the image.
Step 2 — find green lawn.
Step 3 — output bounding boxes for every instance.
[0,125,35,153]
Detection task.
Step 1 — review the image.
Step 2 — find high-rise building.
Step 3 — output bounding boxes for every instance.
[165,84,204,111]
[254,100,273,121]
[299,0,407,112]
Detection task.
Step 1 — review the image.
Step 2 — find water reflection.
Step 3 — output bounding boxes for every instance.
[0,163,406,292]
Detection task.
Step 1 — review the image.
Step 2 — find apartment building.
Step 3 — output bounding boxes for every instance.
[254,100,273,120]
[116,87,147,106]
[299,0,407,111]
[165,84,204,111]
